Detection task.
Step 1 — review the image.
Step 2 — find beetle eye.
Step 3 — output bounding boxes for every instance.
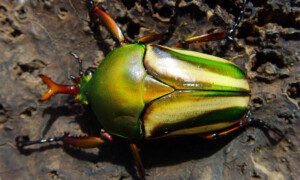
[85,70,93,76]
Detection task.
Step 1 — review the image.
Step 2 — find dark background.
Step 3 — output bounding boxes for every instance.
[0,0,299,179]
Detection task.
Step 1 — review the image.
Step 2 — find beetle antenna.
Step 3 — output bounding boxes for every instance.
[226,0,247,40]
[70,52,83,77]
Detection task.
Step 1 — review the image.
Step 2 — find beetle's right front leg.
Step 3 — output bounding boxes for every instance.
[16,131,112,149]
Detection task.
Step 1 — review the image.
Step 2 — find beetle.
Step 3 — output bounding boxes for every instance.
[16,0,284,179]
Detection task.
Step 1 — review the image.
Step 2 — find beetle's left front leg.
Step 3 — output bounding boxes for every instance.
[16,131,112,149]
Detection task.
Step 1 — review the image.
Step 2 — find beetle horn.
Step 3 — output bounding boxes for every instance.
[39,75,80,101]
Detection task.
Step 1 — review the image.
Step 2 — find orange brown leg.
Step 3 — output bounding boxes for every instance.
[130,143,146,180]
[39,75,80,101]
[87,0,127,46]
[199,122,241,139]
[16,132,113,149]
[199,117,284,140]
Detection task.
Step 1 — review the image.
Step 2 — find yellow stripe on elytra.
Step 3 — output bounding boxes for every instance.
[144,95,250,137]
[146,51,249,90]
[155,121,239,138]
[153,45,236,65]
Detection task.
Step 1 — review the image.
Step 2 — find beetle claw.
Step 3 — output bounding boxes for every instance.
[266,127,287,144]
[15,135,29,149]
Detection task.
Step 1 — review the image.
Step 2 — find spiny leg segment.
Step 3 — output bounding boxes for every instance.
[16,131,113,149]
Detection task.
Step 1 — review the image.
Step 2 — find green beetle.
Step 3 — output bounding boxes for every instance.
[77,43,250,139]
[17,0,283,179]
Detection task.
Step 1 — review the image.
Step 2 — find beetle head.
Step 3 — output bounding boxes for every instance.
[74,72,93,104]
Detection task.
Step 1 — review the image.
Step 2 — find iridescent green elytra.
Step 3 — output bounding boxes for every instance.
[78,44,250,139]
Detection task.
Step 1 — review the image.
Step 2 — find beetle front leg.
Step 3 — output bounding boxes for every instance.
[16,131,112,149]
[39,75,80,101]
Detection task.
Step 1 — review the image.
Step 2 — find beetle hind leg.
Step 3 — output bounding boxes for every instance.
[199,117,285,143]
[198,123,241,139]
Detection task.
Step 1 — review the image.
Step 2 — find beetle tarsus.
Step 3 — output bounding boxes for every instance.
[16,134,65,150]
[87,0,95,10]
[242,118,285,143]
[226,0,247,41]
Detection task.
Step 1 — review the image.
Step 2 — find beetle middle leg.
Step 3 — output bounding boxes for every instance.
[174,0,247,49]
[135,0,180,44]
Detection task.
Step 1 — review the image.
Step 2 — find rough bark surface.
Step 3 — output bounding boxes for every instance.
[0,0,299,179]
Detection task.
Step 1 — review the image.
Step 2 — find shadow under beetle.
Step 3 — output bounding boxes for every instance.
[16,0,284,179]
